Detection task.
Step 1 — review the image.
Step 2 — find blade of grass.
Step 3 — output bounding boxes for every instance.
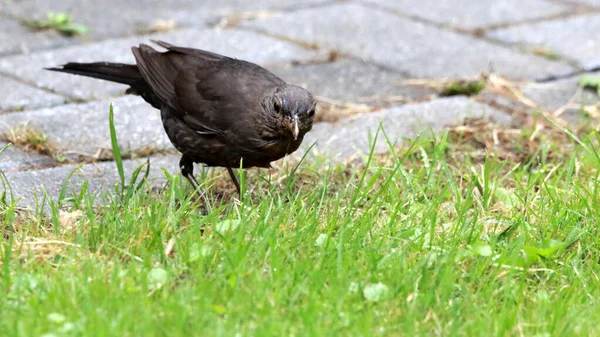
[124,160,150,204]
[0,143,10,155]
[57,163,85,208]
[1,238,12,292]
[283,141,318,196]
[348,124,381,212]
[109,103,125,196]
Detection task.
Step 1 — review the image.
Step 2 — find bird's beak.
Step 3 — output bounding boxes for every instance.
[289,115,299,140]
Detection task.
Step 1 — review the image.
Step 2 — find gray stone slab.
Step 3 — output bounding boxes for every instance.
[476,92,531,115]
[243,3,572,80]
[297,97,512,161]
[488,13,600,68]
[0,75,66,112]
[522,75,600,111]
[0,0,327,53]
[273,59,436,104]
[3,154,181,209]
[566,0,600,6]
[1,0,184,42]
[141,0,331,28]
[363,0,571,30]
[0,141,57,172]
[0,96,173,162]
[520,73,600,124]
[0,14,74,56]
[0,28,317,101]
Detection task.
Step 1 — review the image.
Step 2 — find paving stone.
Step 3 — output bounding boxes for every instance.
[476,92,531,115]
[243,3,572,80]
[0,0,327,51]
[0,141,57,172]
[1,0,186,42]
[488,13,600,68]
[274,59,436,105]
[168,0,329,16]
[363,0,571,30]
[0,75,66,112]
[0,28,318,101]
[566,0,600,7]
[0,96,173,161]
[122,0,331,29]
[3,154,181,210]
[297,97,512,161]
[0,14,73,56]
[520,73,600,124]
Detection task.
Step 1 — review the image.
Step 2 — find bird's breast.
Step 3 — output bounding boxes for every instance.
[267,135,303,156]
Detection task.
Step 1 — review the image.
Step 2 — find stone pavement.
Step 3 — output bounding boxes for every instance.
[1,0,600,209]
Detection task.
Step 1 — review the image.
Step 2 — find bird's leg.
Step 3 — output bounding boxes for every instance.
[226,167,241,196]
[180,156,209,209]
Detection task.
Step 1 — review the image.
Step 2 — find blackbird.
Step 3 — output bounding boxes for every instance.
[47,40,316,200]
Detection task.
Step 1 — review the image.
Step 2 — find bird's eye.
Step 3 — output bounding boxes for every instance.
[274,100,282,113]
[307,109,315,117]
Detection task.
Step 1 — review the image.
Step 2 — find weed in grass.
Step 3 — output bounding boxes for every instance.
[109,103,125,192]
[21,12,88,36]
[441,79,486,97]
[2,125,55,156]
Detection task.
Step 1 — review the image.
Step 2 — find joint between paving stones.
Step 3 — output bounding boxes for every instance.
[0,70,77,107]
[479,8,596,32]
[238,26,321,50]
[355,0,583,72]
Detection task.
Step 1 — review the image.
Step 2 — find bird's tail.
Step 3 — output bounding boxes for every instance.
[46,62,143,87]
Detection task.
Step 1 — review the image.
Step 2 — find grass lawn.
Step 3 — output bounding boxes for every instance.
[1,115,600,336]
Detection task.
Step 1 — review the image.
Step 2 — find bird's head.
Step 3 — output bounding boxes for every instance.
[265,85,316,140]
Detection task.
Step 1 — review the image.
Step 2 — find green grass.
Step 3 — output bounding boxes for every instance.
[0,143,9,155]
[21,12,88,36]
[441,79,486,97]
[2,117,600,336]
[579,75,600,96]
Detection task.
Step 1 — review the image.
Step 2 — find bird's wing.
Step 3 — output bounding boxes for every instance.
[131,42,232,107]
[174,59,286,146]
[151,40,227,62]
[131,44,178,105]
[132,41,285,119]
[132,42,285,141]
